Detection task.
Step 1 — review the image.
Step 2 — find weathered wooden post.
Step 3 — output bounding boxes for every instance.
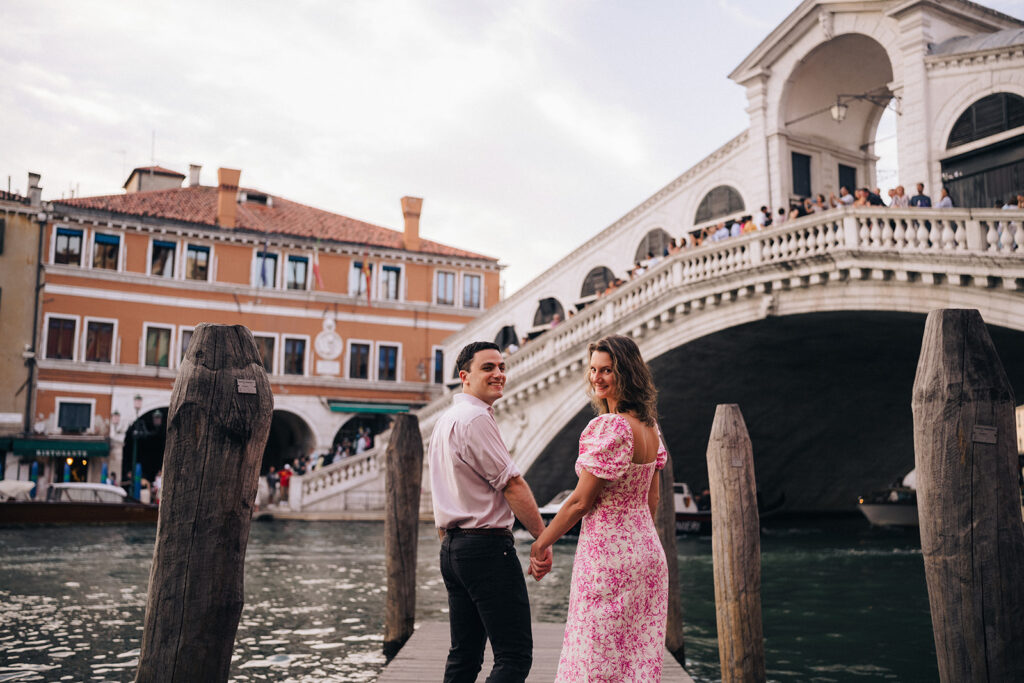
[655,443,685,662]
[706,404,765,683]
[383,413,424,658]
[135,324,273,683]
[911,309,1024,681]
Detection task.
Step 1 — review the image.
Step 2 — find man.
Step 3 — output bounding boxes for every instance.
[830,186,855,207]
[429,341,551,682]
[909,182,932,207]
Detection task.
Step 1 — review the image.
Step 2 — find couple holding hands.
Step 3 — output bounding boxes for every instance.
[429,335,669,682]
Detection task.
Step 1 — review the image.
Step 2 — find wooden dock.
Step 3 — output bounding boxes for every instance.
[378,622,694,682]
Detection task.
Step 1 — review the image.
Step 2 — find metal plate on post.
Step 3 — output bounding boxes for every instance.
[237,379,257,395]
[972,425,997,444]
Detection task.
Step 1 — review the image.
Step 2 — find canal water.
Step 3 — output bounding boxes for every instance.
[0,518,933,682]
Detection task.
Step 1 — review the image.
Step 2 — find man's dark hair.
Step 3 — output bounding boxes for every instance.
[456,341,501,374]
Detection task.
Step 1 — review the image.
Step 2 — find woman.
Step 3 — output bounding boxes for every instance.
[530,334,668,681]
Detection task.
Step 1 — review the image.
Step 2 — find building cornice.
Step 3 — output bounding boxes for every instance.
[925,43,1024,70]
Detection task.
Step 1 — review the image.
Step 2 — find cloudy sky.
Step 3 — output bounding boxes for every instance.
[3,0,1022,292]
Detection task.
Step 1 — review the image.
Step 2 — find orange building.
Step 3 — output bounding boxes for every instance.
[17,165,499,492]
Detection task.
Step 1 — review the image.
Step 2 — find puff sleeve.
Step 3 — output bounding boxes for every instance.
[655,424,668,471]
[575,414,633,480]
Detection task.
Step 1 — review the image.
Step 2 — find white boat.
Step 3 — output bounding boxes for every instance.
[857,470,918,527]
[538,483,712,535]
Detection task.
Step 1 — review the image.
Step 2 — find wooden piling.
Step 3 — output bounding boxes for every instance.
[383,413,424,658]
[135,324,273,683]
[911,309,1024,682]
[654,442,685,662]
[706,404,765,683]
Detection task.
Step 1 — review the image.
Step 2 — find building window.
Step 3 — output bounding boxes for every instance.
[180,328,193,363]
[463,274,481,308]
[257,251,278,287]
[54,227,83,265]
[634,228,672,262]
[381,265,401,300]
[792,152,812,198]
[378,344,398,382]
[151,240,176,277]
[85,321,114,362]
[434,349,444,384]
[92,233,120,270]
[838,164,857,193]
[947,92,1024,149]
[283,337,306,375]
[580,267,615,299]
[185,245,210,281]
[349,342,370,379]
[254,336,275,373]
[46,317,77,359]
[57,402,91,434]
[350,262,374,297]
[145,326,172,367]
[286,255,308,290]
[436,271,456,306]
[694,185,745,224]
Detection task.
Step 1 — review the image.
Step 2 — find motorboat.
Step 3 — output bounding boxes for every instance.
[539,483,721,536]
[0,481,159,524]
[857,469,918,527]
[538,489,581,536]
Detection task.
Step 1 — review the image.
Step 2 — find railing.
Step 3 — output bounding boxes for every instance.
[288,445,385,510]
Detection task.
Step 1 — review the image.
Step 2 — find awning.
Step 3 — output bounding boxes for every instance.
[327,401,411,415]
[13,438,110,459]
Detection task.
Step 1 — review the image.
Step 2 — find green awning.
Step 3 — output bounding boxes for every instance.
[13,438,110,458]
[327,401,410,415]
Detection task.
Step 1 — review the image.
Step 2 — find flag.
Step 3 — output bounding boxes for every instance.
[361,249,371,307]
[260,235,270,287]
[312,241,324,290]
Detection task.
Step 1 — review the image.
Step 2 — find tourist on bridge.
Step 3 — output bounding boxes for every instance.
[429,341,551,682]
[530,334,669,681]
[909,182,932,207]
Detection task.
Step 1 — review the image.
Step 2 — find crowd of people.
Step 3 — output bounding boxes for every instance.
[260,426,378,507]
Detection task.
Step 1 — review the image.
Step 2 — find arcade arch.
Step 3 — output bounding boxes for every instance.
[942,92,1024,208]
[694,185,745,224]
[262,409,315,473]
[580,266,616,300]
[633,228,672,262]
[495,325,520,352]
[532,298,566,332]
[121,407,168,485]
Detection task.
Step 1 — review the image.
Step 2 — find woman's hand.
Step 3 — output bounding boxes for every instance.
[528,541,552,581]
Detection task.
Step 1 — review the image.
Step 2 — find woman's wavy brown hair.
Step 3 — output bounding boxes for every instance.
[585,334,658,426]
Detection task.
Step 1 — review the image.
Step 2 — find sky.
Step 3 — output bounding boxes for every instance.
[3,0,1023,294]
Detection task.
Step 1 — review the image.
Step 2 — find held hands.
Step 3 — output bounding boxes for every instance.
[527,541,553,581]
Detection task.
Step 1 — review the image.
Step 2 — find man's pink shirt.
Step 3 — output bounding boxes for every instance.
[429,392,521,530]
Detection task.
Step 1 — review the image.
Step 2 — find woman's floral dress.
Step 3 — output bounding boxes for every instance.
[555,413,669,682]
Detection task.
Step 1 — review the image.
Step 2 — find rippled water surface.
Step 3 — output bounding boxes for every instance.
[0,518,933,682]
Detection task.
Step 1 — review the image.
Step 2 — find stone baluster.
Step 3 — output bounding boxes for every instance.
[881,219,894,247]
[940,220,956,250]
[986,221,1000,251]
[893,220,906,248]
[916,221,931,249]
[869,218,882,247]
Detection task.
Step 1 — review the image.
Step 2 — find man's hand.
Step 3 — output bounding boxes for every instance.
[527,541,552,581]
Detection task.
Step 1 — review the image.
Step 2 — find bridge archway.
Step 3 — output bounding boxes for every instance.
[121,407,168,485]
[780,33,895,199]
[262,409,315,473]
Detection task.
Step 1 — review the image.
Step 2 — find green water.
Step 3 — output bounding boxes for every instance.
[0,518,933,681]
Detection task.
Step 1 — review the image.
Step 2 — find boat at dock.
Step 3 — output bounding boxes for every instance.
[0,481,159,525]
[857,469,919,527]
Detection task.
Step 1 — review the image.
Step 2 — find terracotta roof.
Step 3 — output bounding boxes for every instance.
[55,186,495,261]
[129,166,186,178]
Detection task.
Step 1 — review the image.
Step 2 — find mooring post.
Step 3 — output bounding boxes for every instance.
[654,443,685,663]
[911,309,1024,681]
[135,324,273,683]
[706,403,765,683]
[383,413,424,658]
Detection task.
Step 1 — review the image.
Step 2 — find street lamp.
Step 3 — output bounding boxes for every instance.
[830,91,901,123]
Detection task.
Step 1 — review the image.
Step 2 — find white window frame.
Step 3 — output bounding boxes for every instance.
[178,326,195,364]
[183,242,214,282]
[43,313,80,361]
[431,345,445,384]
[462,272,483,309]
[376,341,403,383]
[89,229,124,272]
[285,253,310,291]
[281,334,311,377]
[81,316,119,364]
[141,322,176,369]
[252,247,282,288]
[434,269,457,306]
[50,224,84,266]
[349,260,375,299]
[147,237,179,278]
[251,331,279,375]
[345,338,374,380]
[378,263,405,302]
[55,396,96,434]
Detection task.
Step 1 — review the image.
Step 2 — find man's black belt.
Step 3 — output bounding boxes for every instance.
[445,527,513,537]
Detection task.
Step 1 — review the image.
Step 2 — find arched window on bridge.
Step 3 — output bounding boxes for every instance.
[694,185,745,224]
[532,298,565,332]
[942,92,1024,208]
[633,228,672,263]
[494,325,520,353]
[579,266,616,300]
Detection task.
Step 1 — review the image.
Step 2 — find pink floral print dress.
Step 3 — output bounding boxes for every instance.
[555,413,669,682]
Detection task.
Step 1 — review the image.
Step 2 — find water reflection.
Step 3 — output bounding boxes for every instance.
[0,518,933,682]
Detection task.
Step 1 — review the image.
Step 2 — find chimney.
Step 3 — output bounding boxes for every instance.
[27,172,42,208]
[216,167,241,229]
[401,196,423,252]
[188,164,202,187]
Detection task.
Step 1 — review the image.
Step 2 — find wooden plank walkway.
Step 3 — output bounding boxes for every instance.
[378,622,694,682]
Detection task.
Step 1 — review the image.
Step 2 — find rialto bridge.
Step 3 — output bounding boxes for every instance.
[289,206,1024,512]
